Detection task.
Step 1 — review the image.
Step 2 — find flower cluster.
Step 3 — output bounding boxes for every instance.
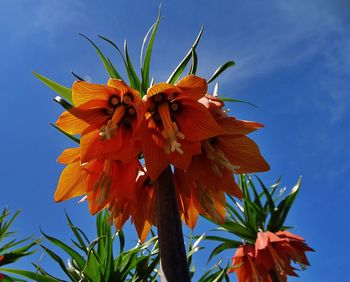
[230,230,314,282]
[54,75,269,241]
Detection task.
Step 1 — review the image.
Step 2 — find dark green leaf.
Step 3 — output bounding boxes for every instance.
[167,26,204,84]
[207,61,235,83]
[33,72,72,103]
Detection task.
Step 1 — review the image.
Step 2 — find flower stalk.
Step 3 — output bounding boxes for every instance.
[155,166,191,282]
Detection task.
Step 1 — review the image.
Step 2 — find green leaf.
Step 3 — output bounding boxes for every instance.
[53,96,73,110]
[268,177,301,231]
[218,97,257,107]
[49,123,80,144]
[0,268,60,282]
[140,6,162,94]
[79,33,121,79]
[167,26,204,84]
[124,40,142,91]
[207,61,235,83]
[189,49,198,75]
[40,230,86,270]
[33,72,72,103]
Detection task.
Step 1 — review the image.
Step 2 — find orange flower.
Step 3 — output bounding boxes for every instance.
[140,75,224,180]
[230,244,270,282]
[173,95,269,226]
[54,148,139,216]
[198,94,270,175]
[56,79,142,163]
[254,231,314,281]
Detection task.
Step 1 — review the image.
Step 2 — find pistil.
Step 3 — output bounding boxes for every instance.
[158,103,185,154]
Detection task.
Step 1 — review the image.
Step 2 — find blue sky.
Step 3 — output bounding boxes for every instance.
[1,0,349,281]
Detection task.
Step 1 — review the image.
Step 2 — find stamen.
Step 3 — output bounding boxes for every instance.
[128,107,136,116]
[170,102,180,112]
[99,106,126,140]
[202,140,240,174]
[123,94,132,104]
[153,93,164,103]
[158,103,185,154]
[110,95,120,106]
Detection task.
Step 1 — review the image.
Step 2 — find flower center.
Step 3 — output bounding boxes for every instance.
[99,106,126,141]
[158,102,185,154]
[202,139,240,176]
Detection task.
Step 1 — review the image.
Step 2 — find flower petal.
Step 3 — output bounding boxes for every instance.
[56,108,107,135]
[57,147,80,164]
[55,162,90,202]
[175,97,224,141]
[176,75,207,100]
[72,81,117,106]
[217,135,270,173]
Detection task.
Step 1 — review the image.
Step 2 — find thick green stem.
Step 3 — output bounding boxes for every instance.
[155,166,191,282]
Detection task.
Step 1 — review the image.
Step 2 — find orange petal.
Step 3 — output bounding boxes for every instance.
[56,108,107,135]
[218,135,270,173]
[107,79,129,93]
[217,117,263,135]
[80,128,124,163]
[57,147,80,164]
[54,162,90,202]
[146,82,181,98]
[175,97,224,141]
[176,75,207,100]
[168,140,201,170]
[72,81,116,106]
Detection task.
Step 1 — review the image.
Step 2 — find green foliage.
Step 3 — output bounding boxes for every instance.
[205,175,302,261]
[0,208,37,281]
[31,211,160,282]
[32,72,73,103]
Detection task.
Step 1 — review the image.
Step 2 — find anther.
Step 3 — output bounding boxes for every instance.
[153,93,164,103]
[128,107,136,116]
[123,94,132,104]
[110,95,120,106]
[170,102,180,112]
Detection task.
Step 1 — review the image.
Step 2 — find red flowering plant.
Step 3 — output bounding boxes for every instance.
[33,8,270,281]
[205,175,314,282]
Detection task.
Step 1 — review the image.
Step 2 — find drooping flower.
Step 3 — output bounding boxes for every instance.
[54,148,139,217]
[230,230,313,282]
[174,94,269,225]
[230,244,269,282]
[140,75,224,180]
[56,79,142,163]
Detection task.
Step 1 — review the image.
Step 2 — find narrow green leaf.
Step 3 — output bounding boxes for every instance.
[49,123,80,144]
[79,33,121,79]
[33,72,72,103]
[188,48,198,75]
[167,26,204,84]
[141,6,162,94]
[207,61,235,83]
[219,97,257,107]
[0,268,60,282]
[53,96,73,110]
[124,40,142,91]
[40,230,86,270]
